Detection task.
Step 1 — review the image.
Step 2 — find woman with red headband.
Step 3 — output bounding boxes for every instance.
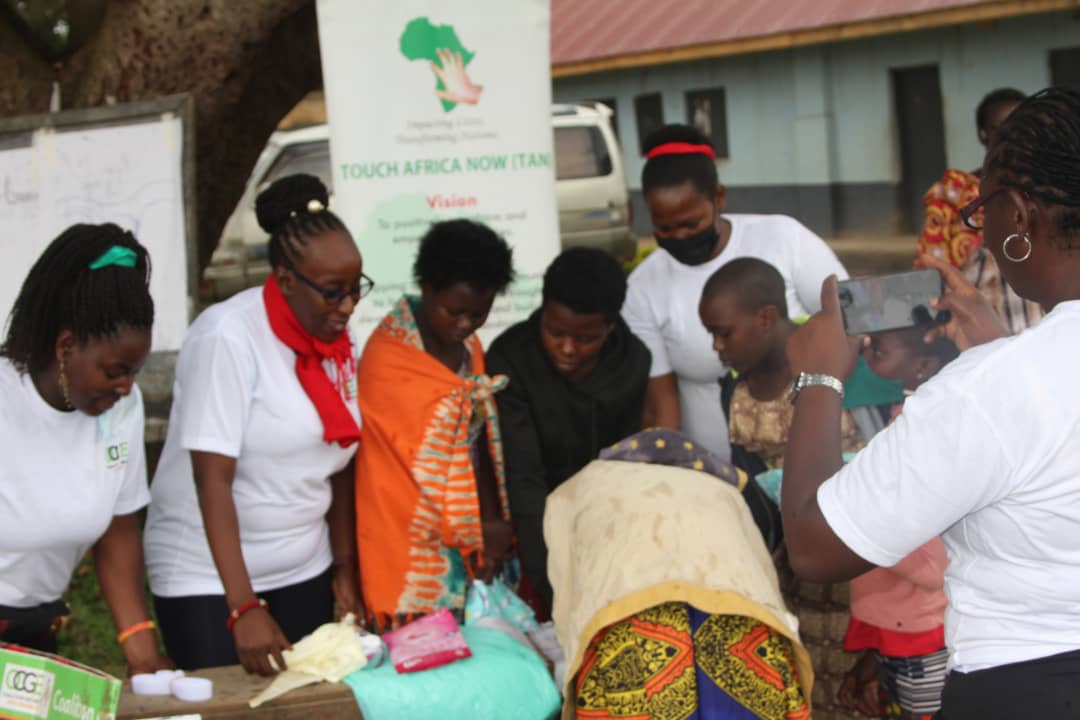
[623,124,847,458]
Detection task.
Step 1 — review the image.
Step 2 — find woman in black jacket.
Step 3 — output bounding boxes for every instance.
[487,248,650,612]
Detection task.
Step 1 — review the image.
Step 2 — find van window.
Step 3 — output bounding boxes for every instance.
[554,126,613,180]
[260,141,333,190]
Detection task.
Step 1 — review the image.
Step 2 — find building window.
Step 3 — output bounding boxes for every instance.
[1050,46,1080,87]
[634,93,664,155]
[685,87,729,159]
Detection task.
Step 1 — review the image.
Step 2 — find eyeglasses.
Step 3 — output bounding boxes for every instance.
[959,186,1014,230]
[282,254,375,306]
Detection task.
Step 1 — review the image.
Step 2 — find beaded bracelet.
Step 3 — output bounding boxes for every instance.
[226,598,268,632]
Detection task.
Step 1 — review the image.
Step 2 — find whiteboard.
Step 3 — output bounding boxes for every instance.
[0,96,195,352]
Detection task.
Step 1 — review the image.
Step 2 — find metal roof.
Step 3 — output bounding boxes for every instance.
[551,0,1078,76]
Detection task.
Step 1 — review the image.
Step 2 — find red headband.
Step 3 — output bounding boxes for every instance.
[645,142,716,160]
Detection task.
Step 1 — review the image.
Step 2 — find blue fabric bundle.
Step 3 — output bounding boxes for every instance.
[345,625,560,720]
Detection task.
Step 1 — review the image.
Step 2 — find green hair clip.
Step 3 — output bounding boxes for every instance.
[89,245,138,270]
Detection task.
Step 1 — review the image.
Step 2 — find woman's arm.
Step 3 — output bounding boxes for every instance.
[327,461,361,619]
[93,513,172,675]
[474,429,513,583]
[643,373,680,429]
[782,277,874,582]
[192,450,291,676]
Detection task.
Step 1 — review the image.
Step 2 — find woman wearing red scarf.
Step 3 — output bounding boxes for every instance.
[145,174,369,675]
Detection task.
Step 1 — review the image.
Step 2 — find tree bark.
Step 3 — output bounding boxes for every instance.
[0,0,322,271]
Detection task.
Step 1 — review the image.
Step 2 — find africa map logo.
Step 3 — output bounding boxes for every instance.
[400,17,483,112]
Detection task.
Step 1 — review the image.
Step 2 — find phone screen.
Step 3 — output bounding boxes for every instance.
[837,269,943,335]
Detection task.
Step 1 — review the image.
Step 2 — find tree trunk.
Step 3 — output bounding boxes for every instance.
[0,0,323,272]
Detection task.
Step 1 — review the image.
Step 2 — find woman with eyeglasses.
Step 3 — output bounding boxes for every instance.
[784,87,1080,718]
[918,87,1043,334]
[145,174,372,674]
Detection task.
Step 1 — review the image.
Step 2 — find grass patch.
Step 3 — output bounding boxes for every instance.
[57,557,126,677]
[57,556,164,678]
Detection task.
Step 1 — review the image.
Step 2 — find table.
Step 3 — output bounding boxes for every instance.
[117,665,362,720]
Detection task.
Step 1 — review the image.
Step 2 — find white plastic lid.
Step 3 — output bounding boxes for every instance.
[171,676,213,702]
[131,673,172,696]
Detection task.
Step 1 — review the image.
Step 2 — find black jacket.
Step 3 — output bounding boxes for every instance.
[486,311,651,607]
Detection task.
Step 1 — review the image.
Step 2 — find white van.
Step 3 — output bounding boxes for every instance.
[201,104,633,302]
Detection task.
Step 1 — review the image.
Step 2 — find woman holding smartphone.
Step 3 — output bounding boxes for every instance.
[782,87,1080,719]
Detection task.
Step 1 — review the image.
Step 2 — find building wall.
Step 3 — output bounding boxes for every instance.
[553,9,1080,237]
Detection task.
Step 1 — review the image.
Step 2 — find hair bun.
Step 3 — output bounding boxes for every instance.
[255,173,330,234]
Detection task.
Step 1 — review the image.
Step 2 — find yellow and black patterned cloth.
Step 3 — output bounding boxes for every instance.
[575,602,809,720]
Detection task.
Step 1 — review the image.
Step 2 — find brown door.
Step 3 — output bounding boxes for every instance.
[892,65,947,234]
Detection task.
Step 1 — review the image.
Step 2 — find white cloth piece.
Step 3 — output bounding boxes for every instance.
[818,299,1080,673]
[145,288,361,597]
[0,358,149,607]
[249,614,368,708]
[623,214,847,456]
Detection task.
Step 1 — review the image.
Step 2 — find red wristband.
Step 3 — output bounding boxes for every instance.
[226,598,267,632]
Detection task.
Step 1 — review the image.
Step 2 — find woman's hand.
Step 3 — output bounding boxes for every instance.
[787,275,863,381]
[919,254,1007,351]
[123,632,174,676]
[474,518,514,583]
[332,564,363,621]
[232,606,292,676]
[837,650,882,717]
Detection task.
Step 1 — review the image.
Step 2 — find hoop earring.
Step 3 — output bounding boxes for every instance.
[58,356,73,410]
[1002,233,1032,263]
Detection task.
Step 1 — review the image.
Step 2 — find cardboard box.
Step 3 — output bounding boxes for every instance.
[0,644,121,720]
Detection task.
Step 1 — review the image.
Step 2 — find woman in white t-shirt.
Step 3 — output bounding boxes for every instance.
[623,124,847,457]
[782,87,1080,718]
[145,175,369,675]
[0,224,170,674]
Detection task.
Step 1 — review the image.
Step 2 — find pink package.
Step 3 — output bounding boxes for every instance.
[382,608,472,673]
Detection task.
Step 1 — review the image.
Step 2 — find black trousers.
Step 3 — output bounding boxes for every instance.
[0,599,69,653]
[940,648,1080,719]
[153,568,333,670]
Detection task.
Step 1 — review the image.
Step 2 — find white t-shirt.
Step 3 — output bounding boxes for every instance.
[0,358,149,607]
[623,214,847,455]
[144,287,361,597]
[818,299,1080,673]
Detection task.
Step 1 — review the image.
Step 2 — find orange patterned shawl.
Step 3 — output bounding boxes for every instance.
[355,296,509,630]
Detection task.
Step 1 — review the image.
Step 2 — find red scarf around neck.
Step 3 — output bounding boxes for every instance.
[263,276,361,447]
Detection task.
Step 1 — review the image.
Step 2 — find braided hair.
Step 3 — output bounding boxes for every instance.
[256,174,349,268]
[1,224,154,374]
[641,124,718,197]
[988,86,1080,241]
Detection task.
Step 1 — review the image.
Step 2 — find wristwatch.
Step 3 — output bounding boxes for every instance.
[789,372,844,405]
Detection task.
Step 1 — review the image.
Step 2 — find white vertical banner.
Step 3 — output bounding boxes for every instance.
[315,0,560,346]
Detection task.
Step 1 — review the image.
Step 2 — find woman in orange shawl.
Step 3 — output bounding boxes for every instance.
[355,220,516,631]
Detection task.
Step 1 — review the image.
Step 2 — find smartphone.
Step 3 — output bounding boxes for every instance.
[837,269,943,335]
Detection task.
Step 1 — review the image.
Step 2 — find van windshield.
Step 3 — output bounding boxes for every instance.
[261,141,334,190]
[554,126,613,180]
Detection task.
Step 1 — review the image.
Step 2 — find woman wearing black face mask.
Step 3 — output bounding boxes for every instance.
[622,124,847,458]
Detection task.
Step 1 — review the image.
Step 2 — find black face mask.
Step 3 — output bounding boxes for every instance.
[656,222,720,266]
